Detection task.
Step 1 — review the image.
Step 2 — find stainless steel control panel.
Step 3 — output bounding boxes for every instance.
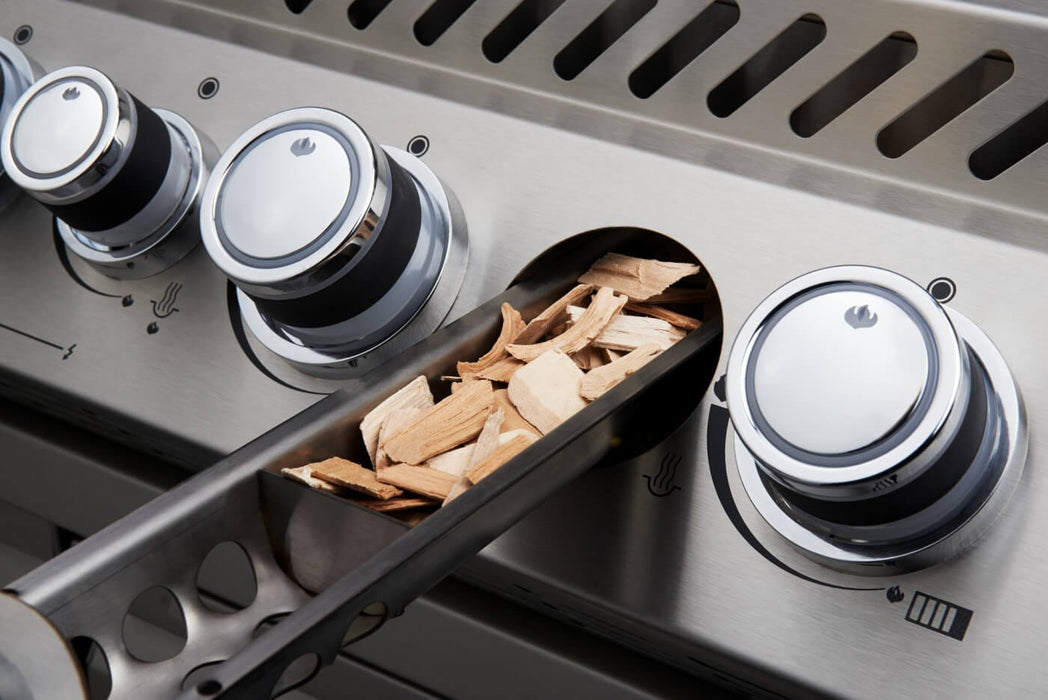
[2,0,1047,696]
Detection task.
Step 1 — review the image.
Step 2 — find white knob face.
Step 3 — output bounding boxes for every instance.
[727,265,1027,571]
[10,78,106,178]
[217,126,354,261]
[749,285,932,457]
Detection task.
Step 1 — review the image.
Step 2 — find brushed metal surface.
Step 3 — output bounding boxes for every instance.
[1,0,1047,697]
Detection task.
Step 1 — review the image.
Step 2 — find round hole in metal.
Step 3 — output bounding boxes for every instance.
[69,636,111,700]
[181,661,226,692]
[272,653,320,697]
[121,586,188,662]
[196,541,257,612]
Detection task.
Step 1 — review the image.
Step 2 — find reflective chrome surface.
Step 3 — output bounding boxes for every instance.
[2,0,1048,697]
[0,36,36,210]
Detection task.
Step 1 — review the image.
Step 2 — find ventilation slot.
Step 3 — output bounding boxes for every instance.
[483,0,567,64]
[554,0,658,81]
[414,0,477,46]
[629,1,739,99]
[877,50,1013,159]
[968,98,1048,180]
[348,0,394,29]
[284,0,313,13]
[790,31,917,137]
[708,13,826,118]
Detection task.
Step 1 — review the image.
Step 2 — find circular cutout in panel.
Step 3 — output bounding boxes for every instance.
[181,661,226,692]
[341,602,388,646]
[70,636,111,700]
[272,653,320,698]
[122,587,188,662]
[512,227,721,463]
[196,541,258,612]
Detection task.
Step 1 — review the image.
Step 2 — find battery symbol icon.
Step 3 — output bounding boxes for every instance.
[905,591,973,641]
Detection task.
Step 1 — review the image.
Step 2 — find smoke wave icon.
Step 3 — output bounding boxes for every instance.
[151,282,182,319]
[845,304,878,329]
[290,137,316,157]
[643,453,682,497]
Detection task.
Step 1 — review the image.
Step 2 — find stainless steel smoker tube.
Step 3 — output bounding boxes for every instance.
[2,249,721,700]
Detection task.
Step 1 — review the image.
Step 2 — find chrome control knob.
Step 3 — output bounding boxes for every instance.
[0,38,37,210]
[0,66,214,277]
[200,107,467,375]
[726,266,1026,572]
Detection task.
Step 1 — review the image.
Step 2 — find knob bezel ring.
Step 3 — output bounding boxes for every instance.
[0,66,127,198]
[199,107,384,290]
[0,37,36,138]
[725,266,965,492]
[54,109,216,279]
[733,306,1026,572]
[236,146,468,375]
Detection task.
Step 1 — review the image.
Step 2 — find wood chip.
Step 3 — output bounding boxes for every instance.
[579,344,663,400]
[466,408,504,473]
[281,465,343,494]
[571,345,608,370]
[457,303,526,376]
[512,284,594,345]
[567,305,686,352]
[375,406,425,469]
[464,356,524,383]
[360,376,433,466]
[506,287,627,362]
[578,253,701,301]
[377,465,458,500]
[468,432,538,483]
[645,287,714,305]
[507,349,587,434]
[426,442,475,476]
[493,389,540,436]
[624,302,702,331]
[308,457,403,500]
[358,496,436,512]
[442,476,473,506]
[382,380,495,465]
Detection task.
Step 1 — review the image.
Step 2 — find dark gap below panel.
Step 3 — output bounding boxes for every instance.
[708,13,826,118]
[285,0,314,13]
[969,98,1048,179]
[877,50,1013,159]
[629,0,740,99]
[484,0,568,64]
[414,0,477,47]
[790,31,917,137]
[347,0,394,29]
[554,0,659,81]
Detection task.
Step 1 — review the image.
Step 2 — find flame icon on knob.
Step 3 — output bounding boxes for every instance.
[845,304,878,329]
[290,137,316,157]
[62,86,80,101]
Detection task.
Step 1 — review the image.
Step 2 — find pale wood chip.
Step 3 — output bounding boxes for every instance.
[281,465,342,494]
[567,306,686,352]
[358,496,436,512]
[624,302,702,331]
[382,380,495,465]
[457,303,527,376]
[578,253,701,301]
[645,287,715,305]
[571,345,608,370]
[426,442,476,476]
[449,379,477,394]
[466,408,504,474]
[308,457,404,500]
[507,350,587,434]
[493,389,540,436]
[468,433,538,484]
[464,356,524,383]
[375,406,425,469]
[360,376,433,466]
[506,287,627,362]
[442,476,473,506]
[512,284,594,345]
[603,348,625,362]
[579,344,663,400]
[377,465,458,500]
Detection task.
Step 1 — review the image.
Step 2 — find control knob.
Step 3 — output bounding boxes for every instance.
[0,37,37,210]
[0,66,215,277]
[199,107,467,376]
[725,266,1026,572]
